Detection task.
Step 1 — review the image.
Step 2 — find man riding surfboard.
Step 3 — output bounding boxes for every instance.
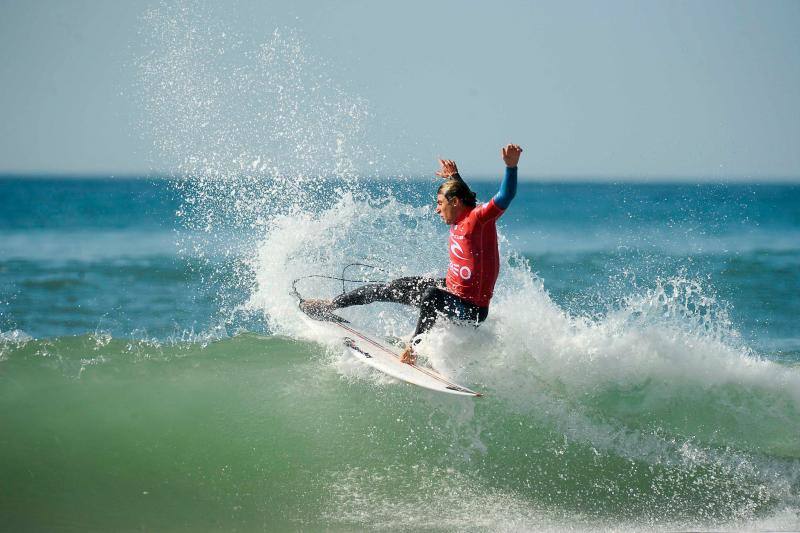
[302,143,522,364]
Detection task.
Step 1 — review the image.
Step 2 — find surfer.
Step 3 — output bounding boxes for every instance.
[303,143,522,364]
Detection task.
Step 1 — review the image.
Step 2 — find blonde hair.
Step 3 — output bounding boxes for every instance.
[437,177,477,207]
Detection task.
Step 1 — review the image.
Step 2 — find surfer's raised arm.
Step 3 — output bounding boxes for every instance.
[493,144,522,210]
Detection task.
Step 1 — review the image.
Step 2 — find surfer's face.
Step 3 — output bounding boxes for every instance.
[436,193,460,225]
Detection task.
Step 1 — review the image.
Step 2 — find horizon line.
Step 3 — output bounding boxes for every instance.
[1,172,799,185]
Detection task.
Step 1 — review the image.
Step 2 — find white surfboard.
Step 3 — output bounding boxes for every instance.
[337,321,481,397]
[300,302,481,397]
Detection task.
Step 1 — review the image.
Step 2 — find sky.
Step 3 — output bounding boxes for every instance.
[1,0,799,180]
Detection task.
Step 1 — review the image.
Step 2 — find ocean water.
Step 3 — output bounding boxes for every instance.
[1,177,799,531]
[2,6,799,529]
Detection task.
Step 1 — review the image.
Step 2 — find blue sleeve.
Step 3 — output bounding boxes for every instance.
[492,166,517,210]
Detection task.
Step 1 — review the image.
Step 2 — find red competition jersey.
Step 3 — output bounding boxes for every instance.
[446,198,505,307]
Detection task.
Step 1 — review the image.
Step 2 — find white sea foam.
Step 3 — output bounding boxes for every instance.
[244,192,442,345]
[323,461,800,532]
[0,329,33,361]
[246,191,800,409]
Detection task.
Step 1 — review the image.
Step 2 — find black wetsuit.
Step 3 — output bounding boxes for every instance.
[331,277,488,340]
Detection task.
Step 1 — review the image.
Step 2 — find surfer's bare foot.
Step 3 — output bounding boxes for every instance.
[302,298,331,310]
[299,299,333,318]
[400,345,416,365]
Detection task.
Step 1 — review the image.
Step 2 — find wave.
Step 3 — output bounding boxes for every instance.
[2,325,799,528]
[234,191,800,525]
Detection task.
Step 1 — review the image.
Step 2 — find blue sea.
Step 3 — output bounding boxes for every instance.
[1,176,798,531]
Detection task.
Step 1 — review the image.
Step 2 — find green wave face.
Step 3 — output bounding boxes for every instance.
[2,333,798,531]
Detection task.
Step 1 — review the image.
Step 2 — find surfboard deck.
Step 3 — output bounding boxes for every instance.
[299,301,481,397]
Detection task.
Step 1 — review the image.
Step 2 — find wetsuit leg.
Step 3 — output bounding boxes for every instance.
[413,286,488,338]
[331,277,439,308]
[331,276,488,339]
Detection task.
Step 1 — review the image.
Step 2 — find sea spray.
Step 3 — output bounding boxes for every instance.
[136,4,393,330]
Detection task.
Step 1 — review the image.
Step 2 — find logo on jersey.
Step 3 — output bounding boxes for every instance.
[450,240,467,261]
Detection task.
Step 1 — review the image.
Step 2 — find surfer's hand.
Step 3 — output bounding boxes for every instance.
[436,159,459,179]
[502,144,523,167]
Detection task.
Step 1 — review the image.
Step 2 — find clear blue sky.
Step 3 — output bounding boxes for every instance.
[1,0,799,180]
